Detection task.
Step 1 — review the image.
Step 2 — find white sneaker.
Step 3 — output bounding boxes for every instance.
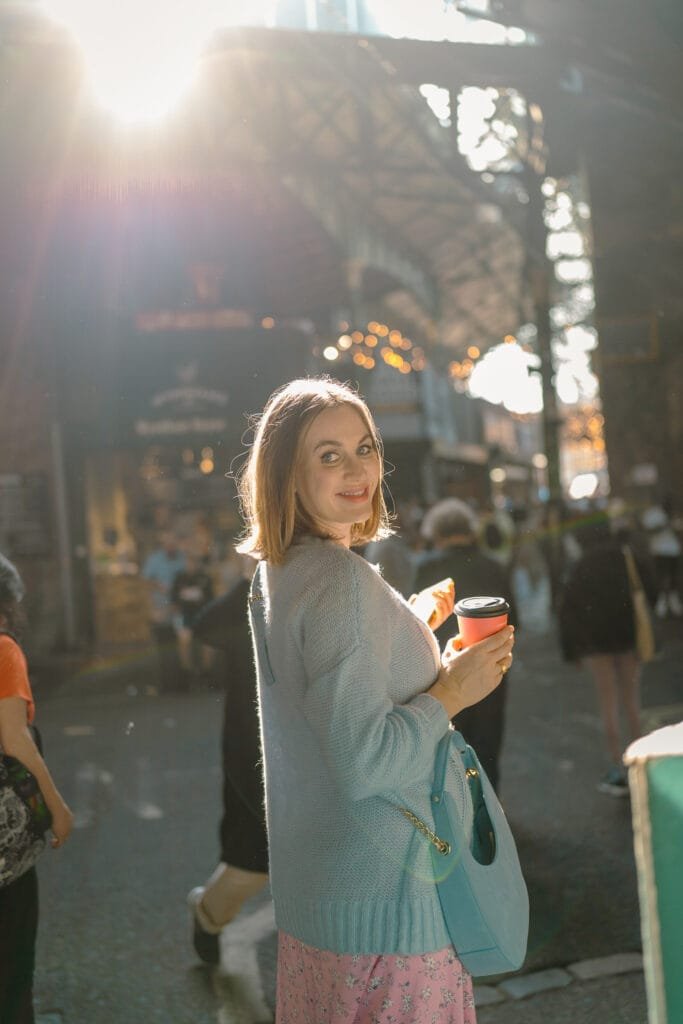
[187,886,222,935]
[668,592,683,617]
[655,594,668,618]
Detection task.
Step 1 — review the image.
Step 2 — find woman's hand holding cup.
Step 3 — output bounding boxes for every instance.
[428,625,515,719]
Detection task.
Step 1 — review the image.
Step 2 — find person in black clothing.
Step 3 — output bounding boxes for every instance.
[185,559,269,964]
[557,513,657,796]
[415,498,519,792]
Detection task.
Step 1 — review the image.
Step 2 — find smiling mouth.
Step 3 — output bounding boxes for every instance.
[338,487,369,500]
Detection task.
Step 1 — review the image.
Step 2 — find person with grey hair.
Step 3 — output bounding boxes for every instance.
[415,499,519,791]
[0,553,73,1023]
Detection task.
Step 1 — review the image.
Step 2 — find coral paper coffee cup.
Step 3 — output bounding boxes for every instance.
[455,596,510,647]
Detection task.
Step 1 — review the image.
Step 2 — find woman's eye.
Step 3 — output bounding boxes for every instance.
[358,444,374,456]
[320,451,339,464]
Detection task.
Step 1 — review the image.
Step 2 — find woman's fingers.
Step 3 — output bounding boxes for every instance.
[476,625,515,655]
[432,578,455,599]
[444,627,512,662]
[445,634,464,654]
[497,652,514,675]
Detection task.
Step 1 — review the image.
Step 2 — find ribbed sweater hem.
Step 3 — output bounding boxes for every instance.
[274,895,452,956]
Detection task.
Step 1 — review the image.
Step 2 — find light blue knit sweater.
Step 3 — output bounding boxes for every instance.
[251,536,463,955]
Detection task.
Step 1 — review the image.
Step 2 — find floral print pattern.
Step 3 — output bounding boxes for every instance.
[276,932,477,1024]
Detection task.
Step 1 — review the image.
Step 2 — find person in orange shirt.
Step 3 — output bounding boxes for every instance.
[0,552,74,1024]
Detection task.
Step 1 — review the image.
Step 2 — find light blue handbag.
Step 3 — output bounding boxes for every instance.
[400,729,529,977]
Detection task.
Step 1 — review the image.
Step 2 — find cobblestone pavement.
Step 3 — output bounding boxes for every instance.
[31,594,682,1023]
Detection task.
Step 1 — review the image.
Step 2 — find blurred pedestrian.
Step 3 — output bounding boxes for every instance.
[170,549,215,685]
[142,532,186,693]
[416,498,519,792]
[478,505,516,569]
[0,553,74,1024]
[186,557,269,965]
[236,378,514,1021]
[537,498,571,613]
[557,513,657,796]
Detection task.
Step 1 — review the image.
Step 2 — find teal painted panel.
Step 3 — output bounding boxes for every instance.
[648,757,683,1021]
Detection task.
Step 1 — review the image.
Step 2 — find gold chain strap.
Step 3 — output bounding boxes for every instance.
[398,806,451,856]
[399,763,483,856]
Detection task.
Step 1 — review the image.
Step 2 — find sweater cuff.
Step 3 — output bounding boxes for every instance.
[408,691,451,734]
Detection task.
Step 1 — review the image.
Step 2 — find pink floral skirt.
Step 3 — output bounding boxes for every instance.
[276,931,477,1024]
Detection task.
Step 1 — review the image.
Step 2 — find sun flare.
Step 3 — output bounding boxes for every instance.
[40,0,264,122]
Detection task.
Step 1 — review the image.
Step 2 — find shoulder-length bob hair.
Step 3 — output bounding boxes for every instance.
[236,377,392,564]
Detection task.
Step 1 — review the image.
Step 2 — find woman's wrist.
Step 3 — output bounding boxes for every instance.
[426,678,463,719]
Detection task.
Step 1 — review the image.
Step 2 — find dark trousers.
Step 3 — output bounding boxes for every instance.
[0,867,38,1024]
[219,692,269,873]
[452,676,508,792]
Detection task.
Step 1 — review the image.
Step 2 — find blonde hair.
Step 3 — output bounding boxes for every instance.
[237,378,392,564]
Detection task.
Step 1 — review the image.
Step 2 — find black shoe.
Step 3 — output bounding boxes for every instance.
[597,767,629,797]
[188,887,220,965]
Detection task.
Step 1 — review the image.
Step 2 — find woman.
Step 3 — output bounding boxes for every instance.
[558,514,656,797]
[0,553,74,1024]
[237,378,514,1022]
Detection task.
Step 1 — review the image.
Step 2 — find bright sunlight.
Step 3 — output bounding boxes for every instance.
[40,0,275,122]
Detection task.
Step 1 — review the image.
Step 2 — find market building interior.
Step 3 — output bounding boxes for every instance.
[1,0,682,653]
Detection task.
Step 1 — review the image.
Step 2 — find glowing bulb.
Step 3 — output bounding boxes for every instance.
[323,346,339,361]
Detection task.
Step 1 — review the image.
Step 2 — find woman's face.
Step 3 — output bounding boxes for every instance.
[295,403,380,547]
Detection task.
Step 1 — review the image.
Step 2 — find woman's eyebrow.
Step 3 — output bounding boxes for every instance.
[313,432,372,452]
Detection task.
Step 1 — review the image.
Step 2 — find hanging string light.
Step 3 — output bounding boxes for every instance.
[319,320,428,375]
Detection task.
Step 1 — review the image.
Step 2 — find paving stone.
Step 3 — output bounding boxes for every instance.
[474,984,507,1006]
[498,967,573,1000]
[567,951,643,981]
[36,1015,63,1024]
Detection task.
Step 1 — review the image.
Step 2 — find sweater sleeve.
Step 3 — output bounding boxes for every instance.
[298,551,449,802]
